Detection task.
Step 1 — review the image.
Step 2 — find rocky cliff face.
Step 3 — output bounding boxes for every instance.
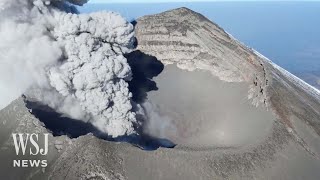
[136,7,271,108]
[1,8,320,180]
[136,8,264,82]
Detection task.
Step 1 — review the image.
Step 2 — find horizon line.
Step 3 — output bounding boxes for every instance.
[88,0,320,4]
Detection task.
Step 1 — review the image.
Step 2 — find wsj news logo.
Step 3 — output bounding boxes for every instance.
[12,133,49,168]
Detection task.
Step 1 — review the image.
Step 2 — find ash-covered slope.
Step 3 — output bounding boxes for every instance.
[1,7,320,180]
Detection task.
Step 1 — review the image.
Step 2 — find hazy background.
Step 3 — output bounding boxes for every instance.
[80,1,320,89]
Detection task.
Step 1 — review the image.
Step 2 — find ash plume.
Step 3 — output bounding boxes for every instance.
[0,0,137,137]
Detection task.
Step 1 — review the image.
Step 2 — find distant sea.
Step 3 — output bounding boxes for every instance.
[79,2,320,89]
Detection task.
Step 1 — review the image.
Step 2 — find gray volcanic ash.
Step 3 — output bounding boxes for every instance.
[0,0,137,137]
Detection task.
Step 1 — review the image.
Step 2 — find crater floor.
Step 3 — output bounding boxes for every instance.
[143,64,275,148]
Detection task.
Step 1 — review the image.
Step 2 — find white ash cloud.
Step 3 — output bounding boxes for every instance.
[0,0,137,137]
[141,102,177,142]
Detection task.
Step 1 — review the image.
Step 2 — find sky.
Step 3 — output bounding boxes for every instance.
[89,0,220,3]
[89,0,319,3]
[88,0,219,3]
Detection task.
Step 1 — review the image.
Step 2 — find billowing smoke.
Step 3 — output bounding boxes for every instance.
[0,0,137,137]
[142,102,177,142]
